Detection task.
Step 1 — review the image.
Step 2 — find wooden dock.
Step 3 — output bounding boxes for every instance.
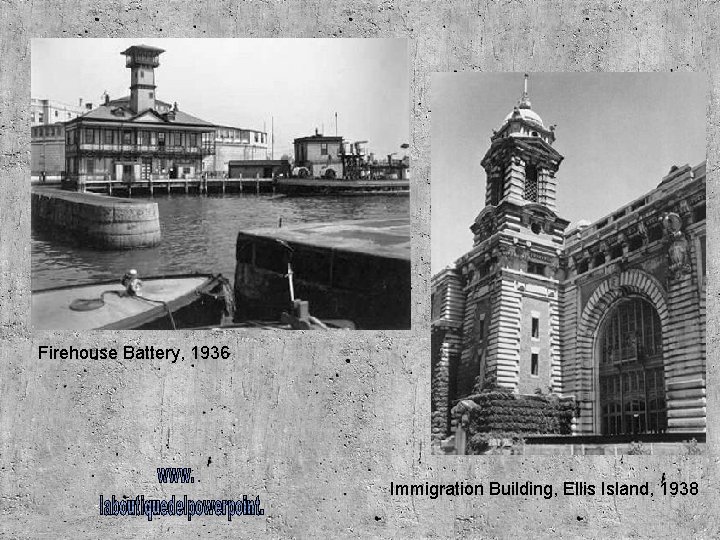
[275,177,409,196]
[63,177,276,196]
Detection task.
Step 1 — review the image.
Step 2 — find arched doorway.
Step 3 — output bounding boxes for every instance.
[597,296,667,435]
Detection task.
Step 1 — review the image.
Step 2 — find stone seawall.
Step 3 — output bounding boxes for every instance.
[31,188,161,249]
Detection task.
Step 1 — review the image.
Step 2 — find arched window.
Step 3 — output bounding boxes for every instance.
[598,297,665,435]
[524,164,538,202]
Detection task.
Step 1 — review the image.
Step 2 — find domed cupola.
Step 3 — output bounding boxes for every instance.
[496,74,552,141]
[479,73,565,213]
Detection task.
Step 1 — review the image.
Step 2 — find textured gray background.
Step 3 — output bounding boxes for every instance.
[1,1,718,538]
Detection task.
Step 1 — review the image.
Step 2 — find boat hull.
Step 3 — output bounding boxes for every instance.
[32,274,229,331]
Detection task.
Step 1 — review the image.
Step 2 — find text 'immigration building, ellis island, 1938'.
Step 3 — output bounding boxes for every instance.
[431,76,706,455]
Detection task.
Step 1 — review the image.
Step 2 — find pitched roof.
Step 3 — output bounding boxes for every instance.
[73,96,215,127]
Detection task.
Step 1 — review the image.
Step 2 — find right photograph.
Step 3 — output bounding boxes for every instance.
[431,73,707,455]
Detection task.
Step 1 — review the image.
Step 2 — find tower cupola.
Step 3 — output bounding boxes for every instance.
[121,45,165,114]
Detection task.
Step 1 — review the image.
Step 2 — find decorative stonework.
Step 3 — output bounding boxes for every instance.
[664,212,692,280]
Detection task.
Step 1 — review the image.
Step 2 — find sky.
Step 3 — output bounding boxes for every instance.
[32,38,409,159]
[431,72,707,274]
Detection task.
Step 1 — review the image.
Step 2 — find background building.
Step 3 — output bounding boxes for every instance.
[431,79,706,449]
[30,123,66,179]
[228,159,289,179]
[203,125,268,173]
[31,98,87,126]
[293,131,344,178]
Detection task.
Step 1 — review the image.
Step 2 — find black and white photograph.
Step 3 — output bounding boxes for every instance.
[431,73,707,455]
[31,38,410,331]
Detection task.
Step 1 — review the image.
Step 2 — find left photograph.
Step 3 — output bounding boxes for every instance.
[31,38,410,331]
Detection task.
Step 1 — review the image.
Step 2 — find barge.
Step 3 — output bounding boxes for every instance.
[234,218,411,330]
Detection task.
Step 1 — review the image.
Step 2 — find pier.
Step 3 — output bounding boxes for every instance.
[31,187,161,249]
[62,176,276,196]
[234,218,411,329]
[275,177,409,196]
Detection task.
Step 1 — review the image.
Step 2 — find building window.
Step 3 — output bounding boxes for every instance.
[524,164,538,202]
[158,132,166,147]
[188,133,198,147]
[122,130,133,145]
[531,317,539,339]
[600,297,662,365]
[531,353,539,376]
[54,110,58,117]
[527,261,546,276]
[490,175,502,205]
[628,235,643,252]
[39,113,44,122]
[104,129,114,145]
[474,313,485,343]
[321,143,328,155]
[173,132,182,147]
[647,223,664,243]
[599,298,666,435]
[149,92,153,99]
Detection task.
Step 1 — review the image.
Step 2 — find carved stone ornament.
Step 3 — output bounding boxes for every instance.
[608,272,621,290]
[663,212,691,279]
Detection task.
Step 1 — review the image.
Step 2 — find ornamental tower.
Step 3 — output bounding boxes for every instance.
[121,45,165,114]
[456,74,569,397]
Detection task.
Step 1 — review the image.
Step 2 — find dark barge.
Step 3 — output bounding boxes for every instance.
[234,218,411,329]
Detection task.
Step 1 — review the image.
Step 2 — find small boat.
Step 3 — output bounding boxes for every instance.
[32,273,231,330]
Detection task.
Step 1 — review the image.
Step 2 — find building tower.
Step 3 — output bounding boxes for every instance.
[121,45,165,113]
[456,74,569,397]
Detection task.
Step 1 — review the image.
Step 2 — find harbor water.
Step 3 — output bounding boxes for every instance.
[32,193,409,290]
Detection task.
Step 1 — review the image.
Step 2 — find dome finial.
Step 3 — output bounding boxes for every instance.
[519,73,531,109]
